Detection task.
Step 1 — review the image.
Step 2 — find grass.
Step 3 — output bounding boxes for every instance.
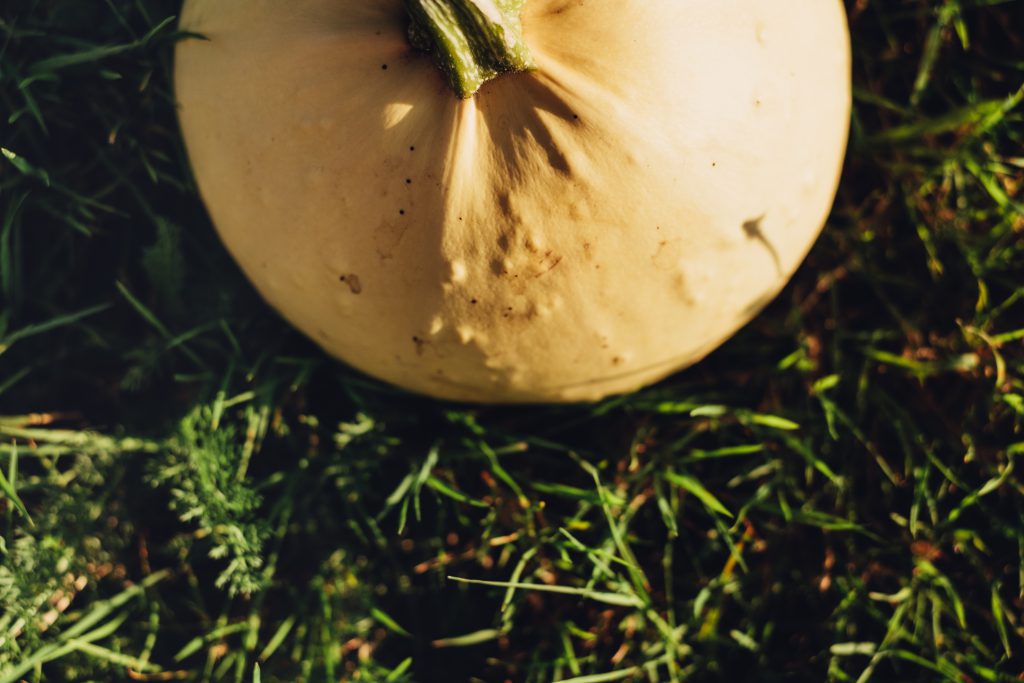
[1,0,1023,681]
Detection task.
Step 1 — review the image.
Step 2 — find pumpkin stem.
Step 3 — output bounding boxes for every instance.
[405,0,535,98]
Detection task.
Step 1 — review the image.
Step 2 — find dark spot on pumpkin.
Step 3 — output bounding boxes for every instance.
[399,209,405,215]
[742,215,782,276]
[405,178,412,184]
[339,274,363,294]
[672,272,693,304]
[412,336,425,355]
[381,64,388,70]
[742,216,765,238]
[470,298,478,304]
[612,356,624,366]
[409,145,415,151]
[712,162,717,167]
[532,255,563,278]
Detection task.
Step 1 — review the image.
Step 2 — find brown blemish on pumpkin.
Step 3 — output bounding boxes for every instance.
[742,215,782,276]
[339,273,363,294]
[491,258,509,276]
[492,227,564,279]
[581,241,594,262]
[672,272,693,304]
[652,238,683,271]
[531,255,563,278]
[412,335,427,355]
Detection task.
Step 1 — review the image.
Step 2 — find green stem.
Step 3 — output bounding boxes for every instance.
[405,0,535,99]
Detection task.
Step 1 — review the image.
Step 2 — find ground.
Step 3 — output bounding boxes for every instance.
[1,1,1023,681]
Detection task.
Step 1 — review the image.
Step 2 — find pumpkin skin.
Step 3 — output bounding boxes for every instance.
[175,0,851,403]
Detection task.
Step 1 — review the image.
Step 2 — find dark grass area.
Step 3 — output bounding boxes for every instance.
[2,1,1024,681]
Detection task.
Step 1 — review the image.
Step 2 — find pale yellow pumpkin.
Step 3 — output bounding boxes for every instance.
[175,0,851,403]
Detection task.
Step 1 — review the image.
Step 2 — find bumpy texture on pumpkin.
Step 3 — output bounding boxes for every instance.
[176,0,851,403]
